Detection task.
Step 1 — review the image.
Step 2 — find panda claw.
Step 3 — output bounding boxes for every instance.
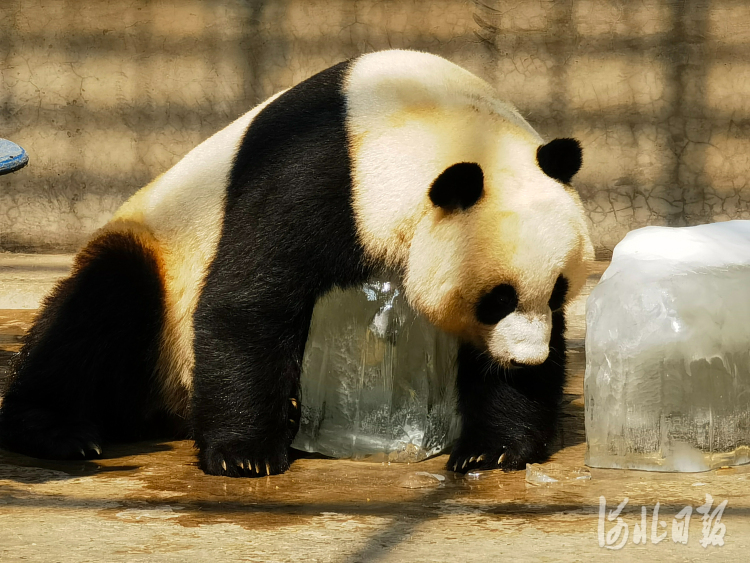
[498,453,506,465]
[462,459,468,470]
[254,461,260,474]
[221,459,227,472]
[265,461,271,475]
[78,448,86,458]
[469,456,476,463]
[290,398,298,409]
[477,454,485,462]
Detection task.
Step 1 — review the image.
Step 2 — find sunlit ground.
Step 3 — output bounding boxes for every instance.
[0,258,749,562]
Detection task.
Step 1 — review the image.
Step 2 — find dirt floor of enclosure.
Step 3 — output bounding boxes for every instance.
[1,257,749,562]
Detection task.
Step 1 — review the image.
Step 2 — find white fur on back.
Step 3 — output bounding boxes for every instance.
[113,91,285,412]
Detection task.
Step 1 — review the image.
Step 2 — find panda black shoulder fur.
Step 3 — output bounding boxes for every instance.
[0,50,593,476]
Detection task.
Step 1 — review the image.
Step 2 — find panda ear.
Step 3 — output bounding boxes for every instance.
[536,138,583,184]
[429,162,484,211]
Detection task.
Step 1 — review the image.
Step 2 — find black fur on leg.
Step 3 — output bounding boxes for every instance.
[448,309,567,473]
[0,228,172,460]
[191,59,371,478]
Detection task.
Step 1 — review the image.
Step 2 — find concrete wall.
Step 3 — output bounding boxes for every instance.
[1,0,748,254]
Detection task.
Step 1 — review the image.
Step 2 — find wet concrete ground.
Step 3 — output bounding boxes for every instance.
[1,257,749,561]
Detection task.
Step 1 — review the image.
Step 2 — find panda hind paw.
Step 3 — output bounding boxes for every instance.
[47,433,103,461]
[0,408,103,461]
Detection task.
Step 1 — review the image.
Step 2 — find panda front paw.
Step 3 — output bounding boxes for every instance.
[199,440,290,478]
[448,437,543,474]
[195,396,301,478]
[448,446,509,474]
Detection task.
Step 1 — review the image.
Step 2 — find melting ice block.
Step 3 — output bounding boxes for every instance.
[292,277,460,462]
[585,221,750,471]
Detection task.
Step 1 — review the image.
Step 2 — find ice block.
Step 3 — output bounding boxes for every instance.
[585,221,750,471]
[292,276,460,462]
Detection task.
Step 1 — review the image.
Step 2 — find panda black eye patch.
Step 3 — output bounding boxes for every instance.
[476,284,518,325]
[429,162,484,211]
[548,275,569,312]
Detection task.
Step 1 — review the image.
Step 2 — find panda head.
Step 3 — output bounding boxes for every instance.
[405,137,592,368]
[346,50,594,367]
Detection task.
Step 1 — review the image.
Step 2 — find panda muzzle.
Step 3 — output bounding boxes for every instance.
[486,310,552,366]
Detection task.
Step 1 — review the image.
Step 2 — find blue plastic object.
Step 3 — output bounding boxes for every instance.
[0,139,29,175]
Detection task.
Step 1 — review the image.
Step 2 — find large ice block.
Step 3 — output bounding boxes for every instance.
[585,221,750,471]
[292,276,460,462]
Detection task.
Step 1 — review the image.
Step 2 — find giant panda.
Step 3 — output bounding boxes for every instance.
[0,50,593,477]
